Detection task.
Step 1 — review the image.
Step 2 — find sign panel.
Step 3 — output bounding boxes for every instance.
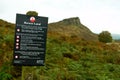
[13,14,48,66]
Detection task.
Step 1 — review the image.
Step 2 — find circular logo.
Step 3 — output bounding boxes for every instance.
[30,17,35,23]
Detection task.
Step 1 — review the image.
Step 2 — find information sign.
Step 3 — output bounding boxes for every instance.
[13,14,48,66]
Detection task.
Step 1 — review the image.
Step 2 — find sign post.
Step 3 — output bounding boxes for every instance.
[13,14,48,80]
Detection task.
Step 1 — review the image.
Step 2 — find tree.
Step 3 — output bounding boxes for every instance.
[98,31,112,43]
[26,11,38,16]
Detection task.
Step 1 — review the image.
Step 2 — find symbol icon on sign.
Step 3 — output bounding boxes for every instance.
[17,29,20,32]
[16,36,20,38]
[15,55,18,59]
[16,39,19,42]
[16,43,19,46]
[16,46,19,49]
[30,17,35,23]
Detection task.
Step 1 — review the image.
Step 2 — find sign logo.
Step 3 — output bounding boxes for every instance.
[30,17,35,23]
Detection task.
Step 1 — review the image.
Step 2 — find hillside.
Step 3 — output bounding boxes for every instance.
[48,17,98,41]
[0,18,120,80]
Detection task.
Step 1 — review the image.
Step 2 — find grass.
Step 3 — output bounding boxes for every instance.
[0,19,120,80]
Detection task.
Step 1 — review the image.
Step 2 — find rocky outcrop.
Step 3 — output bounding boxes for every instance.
[60,17,81,26]
[48,17,98,41]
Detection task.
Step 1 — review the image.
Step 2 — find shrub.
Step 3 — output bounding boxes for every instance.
[98,31,112,43]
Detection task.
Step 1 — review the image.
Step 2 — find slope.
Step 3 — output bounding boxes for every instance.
[48,17,98,41]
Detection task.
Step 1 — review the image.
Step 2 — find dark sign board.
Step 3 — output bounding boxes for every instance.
[13,14,48,66]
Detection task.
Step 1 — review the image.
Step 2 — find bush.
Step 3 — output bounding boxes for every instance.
[0,63,13,80]
[98,31,112,43]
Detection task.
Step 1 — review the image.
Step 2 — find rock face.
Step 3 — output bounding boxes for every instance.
[60,17,81,26]
[48,17,98,41]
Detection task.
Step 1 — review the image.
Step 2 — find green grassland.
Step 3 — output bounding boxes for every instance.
[0,19,120,80]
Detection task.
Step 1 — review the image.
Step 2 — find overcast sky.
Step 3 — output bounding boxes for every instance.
[0,0,120,34]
